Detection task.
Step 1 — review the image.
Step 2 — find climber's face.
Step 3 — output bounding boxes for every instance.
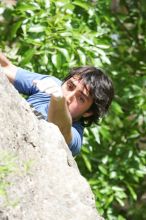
[62,76,93,120]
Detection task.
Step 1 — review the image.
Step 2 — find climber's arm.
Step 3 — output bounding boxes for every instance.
[33,79,72,144]
[48,95,72,144]
[49,100,83,155]
[0,52,18,83]
[0,53,82,154]
[0,52,50,95]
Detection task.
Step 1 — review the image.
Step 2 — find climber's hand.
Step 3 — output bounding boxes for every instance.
[0,52,17,83]
[0,52,11,74]
[33,78,63,99]
[0,52,11,67]
[33,78,72,144]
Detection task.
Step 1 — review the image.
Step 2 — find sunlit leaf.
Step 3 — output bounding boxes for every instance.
[73,1,90,10]
[28,25,45,33]
[77,49,86,65]
[56,48,70,61]
[112,101,123,114]
[16,2,40,11]
[20,48,35,65]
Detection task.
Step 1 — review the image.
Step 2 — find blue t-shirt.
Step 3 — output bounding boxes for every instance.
[14,68,83,156]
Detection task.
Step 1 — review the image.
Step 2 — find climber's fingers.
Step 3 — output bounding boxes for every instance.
[0,52,11,67]
[33,78,57,91]
[33,78,63,98]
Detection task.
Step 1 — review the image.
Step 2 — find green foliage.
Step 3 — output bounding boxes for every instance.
[0,0,110,77]
[0,0,146,219]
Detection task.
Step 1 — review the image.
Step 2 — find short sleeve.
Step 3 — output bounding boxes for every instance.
[14,67,49,95]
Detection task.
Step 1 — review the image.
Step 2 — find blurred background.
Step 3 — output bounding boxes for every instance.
[0,0,146,219]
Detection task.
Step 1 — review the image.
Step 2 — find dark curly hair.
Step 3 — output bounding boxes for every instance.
[63,66,114,127]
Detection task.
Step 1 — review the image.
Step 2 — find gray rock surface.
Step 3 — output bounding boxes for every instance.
[0,72,104,220]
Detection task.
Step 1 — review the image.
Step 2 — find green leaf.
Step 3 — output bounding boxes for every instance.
[28,25,45,33]
[9,20,22,39]
[90,127,100,144]
[112,101,123,114]
[42,53,48,65]
[77,49,86,65]
[73,1,90,10]
[99,125,111,140]
[20,49,35,65]
[82,154,92,172]
[98,165,107,175]
[126,183,137,200]
[56,48,70,61]
[51,53,62,69]
[96,45,110,49]
[16,2,40,11]
[105,195,114,208]
[101,54,111,65]
[116,197,125,207]
[118,215,126,220]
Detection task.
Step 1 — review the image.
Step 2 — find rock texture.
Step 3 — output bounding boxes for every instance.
[0,72,103,220]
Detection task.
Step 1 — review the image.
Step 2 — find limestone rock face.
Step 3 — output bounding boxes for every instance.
[0,73,103,220]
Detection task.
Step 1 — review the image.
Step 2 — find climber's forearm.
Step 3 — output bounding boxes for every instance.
[0,52,17,84]
[48,95,72,144]
[60,124,72,145]
[3,64,17,84]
